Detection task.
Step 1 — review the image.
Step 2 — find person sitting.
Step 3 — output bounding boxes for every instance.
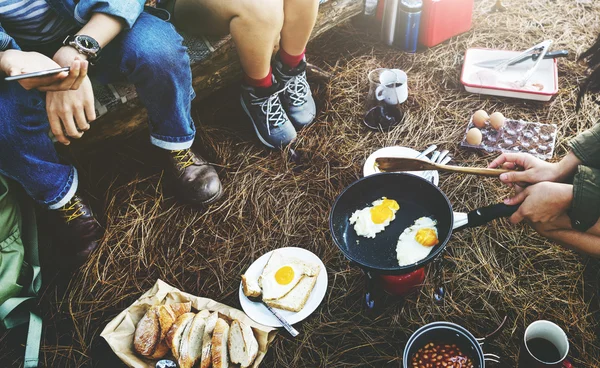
[0,0,222,267]
[167,0,320,149]
[488,36,600,256]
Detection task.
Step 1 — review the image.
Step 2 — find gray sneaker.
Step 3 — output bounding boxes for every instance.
[240,81,297,149]
[273,55,317,130]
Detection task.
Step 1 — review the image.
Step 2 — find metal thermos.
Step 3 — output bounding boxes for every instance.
[381,0,399,46]
[394,0,422,53]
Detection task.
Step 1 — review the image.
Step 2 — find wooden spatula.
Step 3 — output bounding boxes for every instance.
[375,157,511,177]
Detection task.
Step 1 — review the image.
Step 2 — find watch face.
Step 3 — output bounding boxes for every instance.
[74,35,100,53]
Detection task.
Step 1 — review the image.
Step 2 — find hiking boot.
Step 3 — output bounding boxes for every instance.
[240,80,297,149]
[50,194,103,267]
[273,55,316,130]
[164,147,223,206]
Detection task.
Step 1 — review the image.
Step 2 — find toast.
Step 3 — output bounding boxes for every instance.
[200,312,220,368]
[265,271,319,312]
[241,274,261,298]
[228,320,259,368]
[179,312,206,368]
[133,306,160,356]
[211,318,230,368]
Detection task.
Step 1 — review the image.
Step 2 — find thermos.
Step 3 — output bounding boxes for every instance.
[394,0,422,53]
[381,0,399,46]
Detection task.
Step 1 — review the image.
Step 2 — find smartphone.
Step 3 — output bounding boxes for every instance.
[4,66,70,81]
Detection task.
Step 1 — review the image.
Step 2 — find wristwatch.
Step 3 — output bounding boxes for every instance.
[62,34,101,65]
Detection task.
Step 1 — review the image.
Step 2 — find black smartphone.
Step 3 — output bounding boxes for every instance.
[4,66,70,81]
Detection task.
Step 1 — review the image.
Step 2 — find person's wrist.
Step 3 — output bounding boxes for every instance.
[556,152,582,182]
[54,46,88,65]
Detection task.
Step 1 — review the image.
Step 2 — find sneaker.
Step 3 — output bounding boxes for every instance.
[163,147,223,206]
[240,80,297,149]
[49,194,104,267]
[273,55,317,130]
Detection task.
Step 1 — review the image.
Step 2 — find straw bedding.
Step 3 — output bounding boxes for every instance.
[2,0,600,366]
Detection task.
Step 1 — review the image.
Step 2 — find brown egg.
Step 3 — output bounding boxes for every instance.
[472,110,489,128]
[466,128,483,145]
[490,112,505,130]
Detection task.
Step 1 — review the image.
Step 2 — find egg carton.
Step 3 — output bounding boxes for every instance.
[460,118,558,160]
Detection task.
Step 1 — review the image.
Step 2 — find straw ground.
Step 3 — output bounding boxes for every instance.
[1,0,600,366]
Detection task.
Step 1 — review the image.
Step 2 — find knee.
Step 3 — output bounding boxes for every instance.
[239,0,284,30]
[0,85,46,143]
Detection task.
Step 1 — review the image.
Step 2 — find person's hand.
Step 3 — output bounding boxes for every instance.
[46,76,96,145]
[50,46,89,91]
[488,153,562,188]
[504,182,573,224]
[0,50,70,90]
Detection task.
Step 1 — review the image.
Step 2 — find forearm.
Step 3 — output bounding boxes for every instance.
[556,151,583,182]
[77,13,125,49]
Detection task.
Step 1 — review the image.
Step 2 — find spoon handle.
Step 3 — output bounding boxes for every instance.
[263,302,299,337]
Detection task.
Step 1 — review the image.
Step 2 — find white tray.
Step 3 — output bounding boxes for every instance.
[460,48,559,101]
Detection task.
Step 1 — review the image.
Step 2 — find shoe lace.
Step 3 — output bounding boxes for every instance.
[171,149,195,169]
[284,71,310,107]
[251,88,288,135]
[59,199,85,223]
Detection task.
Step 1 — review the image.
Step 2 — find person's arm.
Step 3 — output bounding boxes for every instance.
[569,165,600,231]
[570,122,600,169]
[74,0,145,30]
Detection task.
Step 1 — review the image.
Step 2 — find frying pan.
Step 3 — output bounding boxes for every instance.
[329,173,518,275]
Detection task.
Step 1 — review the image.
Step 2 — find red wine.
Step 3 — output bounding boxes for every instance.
[527,338,561,363]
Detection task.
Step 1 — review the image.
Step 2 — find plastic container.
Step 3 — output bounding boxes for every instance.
[419,0,474,48]
[461,48,559,101]
[393,0,422,53]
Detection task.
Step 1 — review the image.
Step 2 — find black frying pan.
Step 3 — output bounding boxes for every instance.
[329,173,518,275]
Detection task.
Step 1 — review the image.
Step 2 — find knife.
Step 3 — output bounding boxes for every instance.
[375,157,511,177]
[474,50,569,69]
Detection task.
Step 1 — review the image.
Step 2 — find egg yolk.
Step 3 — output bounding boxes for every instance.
[370,198,400,224]
[415,228,439,247]
[275,266,295,285]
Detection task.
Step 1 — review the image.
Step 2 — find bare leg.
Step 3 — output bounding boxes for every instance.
[280,0,320,55]
[531,214,600,257]
[173,0,284,79]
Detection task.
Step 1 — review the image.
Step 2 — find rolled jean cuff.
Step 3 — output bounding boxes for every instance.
[150,133,195,150]
[47,167,78,210]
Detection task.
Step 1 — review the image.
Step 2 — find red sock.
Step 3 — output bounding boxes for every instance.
[280,48,305,69]
[244,68,273,89]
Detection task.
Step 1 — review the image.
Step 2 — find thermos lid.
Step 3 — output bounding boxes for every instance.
[400,0,423,11]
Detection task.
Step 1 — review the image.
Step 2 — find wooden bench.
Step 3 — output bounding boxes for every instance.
[81,0,363,145]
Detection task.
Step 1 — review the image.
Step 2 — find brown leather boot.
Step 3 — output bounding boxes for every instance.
[50,194,104,268]
[164,147,223,206]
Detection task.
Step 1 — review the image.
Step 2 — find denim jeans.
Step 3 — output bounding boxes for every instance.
[0,12,195,209]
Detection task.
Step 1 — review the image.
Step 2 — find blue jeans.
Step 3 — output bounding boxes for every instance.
[0,12,195,209]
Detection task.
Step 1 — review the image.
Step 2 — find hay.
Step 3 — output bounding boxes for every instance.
[2,0,600,366]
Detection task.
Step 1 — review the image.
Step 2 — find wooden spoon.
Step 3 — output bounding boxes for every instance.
[375,157,511,177]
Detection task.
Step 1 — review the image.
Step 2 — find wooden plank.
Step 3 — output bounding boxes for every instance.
[75,0,363,146]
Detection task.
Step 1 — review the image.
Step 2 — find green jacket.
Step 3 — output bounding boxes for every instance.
[569,123,600,231]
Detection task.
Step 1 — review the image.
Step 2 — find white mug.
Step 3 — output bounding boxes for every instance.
[520,320,571,368]
[375,69,408,105]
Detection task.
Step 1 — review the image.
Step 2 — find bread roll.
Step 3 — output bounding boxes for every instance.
[211,318,230,368]
[133,306,160,356]
[228,320,259,368]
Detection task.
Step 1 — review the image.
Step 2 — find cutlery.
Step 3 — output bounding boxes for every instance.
[247,295,299,337]
[474,50,568,69]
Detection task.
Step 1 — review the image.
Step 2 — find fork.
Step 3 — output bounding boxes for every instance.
[422,149,452,183]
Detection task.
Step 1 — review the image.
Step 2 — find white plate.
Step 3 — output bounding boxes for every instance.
[461,48,558,101]
[363,146,439,186]
[238,247,328,327]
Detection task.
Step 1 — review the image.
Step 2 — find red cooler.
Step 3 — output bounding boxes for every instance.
[419,0,474,48]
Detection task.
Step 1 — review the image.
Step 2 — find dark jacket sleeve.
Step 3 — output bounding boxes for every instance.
[0,23,21,51]
[569,165,600,232]
[570,122,600,169]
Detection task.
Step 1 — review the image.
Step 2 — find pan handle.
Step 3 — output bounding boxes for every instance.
[465,203,519,228]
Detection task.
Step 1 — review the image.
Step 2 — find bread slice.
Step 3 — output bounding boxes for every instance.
[133,306,160,356]
[265,273,318,312]
[200,312,219,368]
[166,313,195,359]
[228,320,259,368]
[168,302,192,316]
[178,313,206,368]
[241,274,262,298]
[211,318,230,368]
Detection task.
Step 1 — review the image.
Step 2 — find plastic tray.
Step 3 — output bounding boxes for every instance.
[461,48,559,101]
[460,118,558,160]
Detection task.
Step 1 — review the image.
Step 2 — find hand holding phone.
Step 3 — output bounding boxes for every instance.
[5,67,70,81]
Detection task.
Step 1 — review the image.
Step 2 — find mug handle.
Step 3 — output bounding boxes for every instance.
[375,85,386,101]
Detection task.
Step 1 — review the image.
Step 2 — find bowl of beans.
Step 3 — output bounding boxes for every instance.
[402,322,502,368]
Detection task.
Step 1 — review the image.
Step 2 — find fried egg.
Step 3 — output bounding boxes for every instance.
[396,217,439,266]
[349,197,400,238]
[259,251,317,301]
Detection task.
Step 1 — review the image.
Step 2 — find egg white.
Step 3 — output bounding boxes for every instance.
[349,198,399,238]
[396,217,439,266]
[258,251,318,301]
